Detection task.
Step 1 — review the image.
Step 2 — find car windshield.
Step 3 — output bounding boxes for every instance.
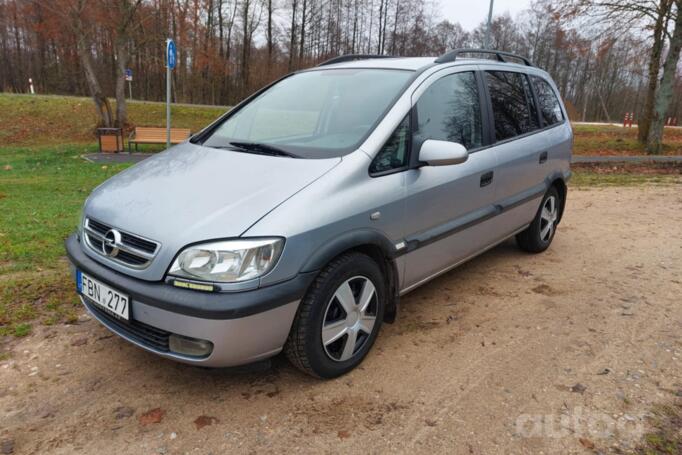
[202,68,413,158]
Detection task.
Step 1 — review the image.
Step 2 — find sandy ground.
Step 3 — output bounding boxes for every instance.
[1,186,681,455]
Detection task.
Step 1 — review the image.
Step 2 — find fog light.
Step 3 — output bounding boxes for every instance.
[169,334,213,357]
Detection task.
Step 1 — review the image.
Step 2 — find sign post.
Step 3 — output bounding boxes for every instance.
[484,0,494,49]
[125,69,133,100]
[166,39,176,149]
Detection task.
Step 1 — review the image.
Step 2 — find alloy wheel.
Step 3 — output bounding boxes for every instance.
[540,195,558,242]
[321,276,378,362]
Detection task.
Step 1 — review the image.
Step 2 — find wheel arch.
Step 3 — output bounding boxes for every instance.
[300,229,400,323]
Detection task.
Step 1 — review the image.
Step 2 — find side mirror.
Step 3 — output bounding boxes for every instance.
[418,139,469,166]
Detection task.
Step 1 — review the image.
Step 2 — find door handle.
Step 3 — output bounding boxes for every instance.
[539,151,548,164]
[480,171,494,187]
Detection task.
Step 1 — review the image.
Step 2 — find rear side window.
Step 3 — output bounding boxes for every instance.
[486,71,539,141]
[415,72,483,150]
[531,76,564,126]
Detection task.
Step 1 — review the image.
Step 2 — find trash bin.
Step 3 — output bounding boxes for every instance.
[97,128,124,153]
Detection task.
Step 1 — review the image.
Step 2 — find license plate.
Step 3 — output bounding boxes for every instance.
[77,270,130,320]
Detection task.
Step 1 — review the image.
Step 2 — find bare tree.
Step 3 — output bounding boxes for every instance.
[637,0,675,142]
[64,0,114,127]
[112,0,144,127]
[288,0,297,70]
[298,0,307,61]
[266,0,275,66]
[647,0,682,152]
[1,0,679,130]
[569,0,677,143]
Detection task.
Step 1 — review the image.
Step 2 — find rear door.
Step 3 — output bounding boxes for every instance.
[401,67,498,291]
[529,74,572,174]
[483,68,547,225]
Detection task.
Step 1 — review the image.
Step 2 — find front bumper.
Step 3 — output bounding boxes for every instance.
[65,234,313,367]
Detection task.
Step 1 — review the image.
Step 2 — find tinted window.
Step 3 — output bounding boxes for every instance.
[486,71,539,141]
[370,116,410,174]
[415,72,483,150]
[531,76,564,126]
[523,75,540,129]
[203,69,412,158]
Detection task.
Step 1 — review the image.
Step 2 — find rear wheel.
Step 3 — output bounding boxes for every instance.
[285,252,385,378]
[516,186,561,253]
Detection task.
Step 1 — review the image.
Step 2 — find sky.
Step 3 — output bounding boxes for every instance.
[439,0,532,31]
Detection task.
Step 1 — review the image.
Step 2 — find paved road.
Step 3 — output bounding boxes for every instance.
[83,153,682,165]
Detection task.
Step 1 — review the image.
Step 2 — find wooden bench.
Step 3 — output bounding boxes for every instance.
[128,127,191,152]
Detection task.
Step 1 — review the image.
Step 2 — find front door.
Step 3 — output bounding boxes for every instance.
[401,68,498,291]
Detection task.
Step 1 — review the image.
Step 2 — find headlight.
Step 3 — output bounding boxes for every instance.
[169,238,284,283]
[77,199,89,240]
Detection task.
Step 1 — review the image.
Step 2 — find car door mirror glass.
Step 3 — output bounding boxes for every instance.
[418,139,469,166]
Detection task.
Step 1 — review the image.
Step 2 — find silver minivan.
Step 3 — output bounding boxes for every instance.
[66,49,572,378]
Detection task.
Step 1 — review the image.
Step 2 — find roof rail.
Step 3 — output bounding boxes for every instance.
[318,54,394,66]
[435,48,534,67]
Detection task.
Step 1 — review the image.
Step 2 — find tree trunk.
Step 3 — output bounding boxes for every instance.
[647,1,682,154]
[299,0,307,61]
[267,0,273,65]
[638,0,672,143]
[598,91,611,123]
[217,0,224,57]
[288,0,297,71]
[240,0,250,93]
[78,42,113,128]
[114,0,143,127]
[377,0,383,54]
[390,0,400,55]
[72,1,113,128]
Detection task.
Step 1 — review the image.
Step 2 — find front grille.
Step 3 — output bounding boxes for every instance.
[117,250,148,265]
[84,298,170,352]
[83,218,159,269]
[121,233,157,254]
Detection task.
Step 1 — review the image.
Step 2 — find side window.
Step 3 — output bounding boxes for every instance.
[531,76,564,126]
[522,75,540,130]
[369,115,410,174]
[415,72,483,150]
[486,71,539,141]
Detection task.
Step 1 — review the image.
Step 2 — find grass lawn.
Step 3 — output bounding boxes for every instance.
[572,124,682,156]
[0,93,226,147]
[0,93,229,337]
[0,93,681,339]
[0,144,133,336]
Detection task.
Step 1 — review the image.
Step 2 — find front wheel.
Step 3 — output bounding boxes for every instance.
[516,186,561,253]
[285,252,385,378]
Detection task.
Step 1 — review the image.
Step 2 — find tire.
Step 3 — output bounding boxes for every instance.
[516,186,561,253]
[285,252,385,378]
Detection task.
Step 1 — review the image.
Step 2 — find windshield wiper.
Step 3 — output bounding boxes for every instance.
[227,141,299,158]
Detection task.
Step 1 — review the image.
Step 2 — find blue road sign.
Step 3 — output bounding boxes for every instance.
[125,68,133,81]
[166,39,176,70]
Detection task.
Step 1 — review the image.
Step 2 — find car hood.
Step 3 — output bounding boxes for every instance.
[83,142,340,280]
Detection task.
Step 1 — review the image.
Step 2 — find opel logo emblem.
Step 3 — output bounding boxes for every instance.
[102,229,122,257]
